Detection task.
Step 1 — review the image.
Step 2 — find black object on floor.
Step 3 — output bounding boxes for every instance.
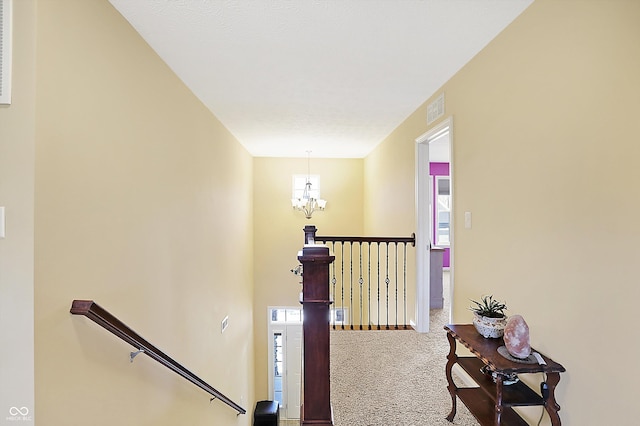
[253,400,279,426]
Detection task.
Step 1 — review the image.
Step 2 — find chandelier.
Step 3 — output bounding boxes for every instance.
[291,152,326,219]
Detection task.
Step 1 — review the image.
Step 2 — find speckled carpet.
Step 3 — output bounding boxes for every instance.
[329,274,479,426]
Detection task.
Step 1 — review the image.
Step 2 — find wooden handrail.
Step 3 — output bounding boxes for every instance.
[70,300,246,415]
[304,225,416,246]
[315,234,416,245]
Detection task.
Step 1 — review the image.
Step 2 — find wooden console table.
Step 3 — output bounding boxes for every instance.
[444,324,565,426]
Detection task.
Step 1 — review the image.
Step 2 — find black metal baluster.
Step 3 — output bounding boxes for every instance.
[367,242,372,330]
[340,242,345,330]
[357,242,362,329]
[403,242,408,327]
[349,242,354,330]
[385,242,390,329]
[377,243,381,329]
[331,241,337,330]
[395,242,399,329]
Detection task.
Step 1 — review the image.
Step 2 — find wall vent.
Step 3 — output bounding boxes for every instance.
[427,92,444,125]
[0,0,12,105]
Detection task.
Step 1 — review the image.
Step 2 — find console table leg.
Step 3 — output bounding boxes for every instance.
[495,376,504,425]
[545,372,562,426]
[445,332,458,422]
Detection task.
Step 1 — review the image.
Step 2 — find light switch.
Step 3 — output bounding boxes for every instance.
[0,207,5,238]
[464,211,472,229]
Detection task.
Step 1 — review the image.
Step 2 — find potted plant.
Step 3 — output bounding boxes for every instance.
[469,295,508,338]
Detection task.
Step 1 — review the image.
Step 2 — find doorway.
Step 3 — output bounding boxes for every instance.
[267,307,303,420]
[415,117,453,332]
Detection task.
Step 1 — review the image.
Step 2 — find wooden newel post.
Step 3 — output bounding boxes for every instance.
[298,229,334,426]
[303,224,317,245]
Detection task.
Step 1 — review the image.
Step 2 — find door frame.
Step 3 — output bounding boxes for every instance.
[415,116,453,332]
[267,307,303,420]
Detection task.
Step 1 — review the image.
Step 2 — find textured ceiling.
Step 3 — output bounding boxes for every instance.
[109,0,533,158]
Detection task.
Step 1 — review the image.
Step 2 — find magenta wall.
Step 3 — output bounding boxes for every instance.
[429,162,450,268]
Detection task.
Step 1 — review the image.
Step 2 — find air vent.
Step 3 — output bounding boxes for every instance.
[0,0,12,105]
[427,92,444,125]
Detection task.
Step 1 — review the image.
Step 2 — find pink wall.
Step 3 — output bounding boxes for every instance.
[429,162,450,268]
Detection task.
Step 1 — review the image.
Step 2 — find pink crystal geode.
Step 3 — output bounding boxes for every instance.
[503,315,531,359]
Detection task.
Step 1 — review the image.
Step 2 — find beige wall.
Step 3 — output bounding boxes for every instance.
[0,0,36,421]
[363,92,422,327]
[252,157,364,400]
[33,1,254,425]
[8,0,640,424]
[366,0,640,424]
[364,114,420,237]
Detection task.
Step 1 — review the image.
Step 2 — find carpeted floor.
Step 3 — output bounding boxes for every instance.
[329,273,479,426]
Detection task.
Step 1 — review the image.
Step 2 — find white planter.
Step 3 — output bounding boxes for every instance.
[473,313,507,338]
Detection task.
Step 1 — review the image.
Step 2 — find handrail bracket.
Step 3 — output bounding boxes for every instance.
[130,348,145,363]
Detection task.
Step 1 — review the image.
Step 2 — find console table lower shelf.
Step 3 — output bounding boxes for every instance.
[444,324,566,426]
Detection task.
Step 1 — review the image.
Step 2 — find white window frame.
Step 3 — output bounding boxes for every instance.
[267,307,303,419]
[435,175,451,247]
[292,174,321,200]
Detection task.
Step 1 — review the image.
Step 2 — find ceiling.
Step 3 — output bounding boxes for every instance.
[108,0,533,158]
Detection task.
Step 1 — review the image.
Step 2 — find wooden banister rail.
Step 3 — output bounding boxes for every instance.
[304,225,416,246]
[70,300,246,415]
[313,235,416,245]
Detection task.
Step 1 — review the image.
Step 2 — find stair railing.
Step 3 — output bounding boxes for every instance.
[303,225,416,330]
[70,300,246,415]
